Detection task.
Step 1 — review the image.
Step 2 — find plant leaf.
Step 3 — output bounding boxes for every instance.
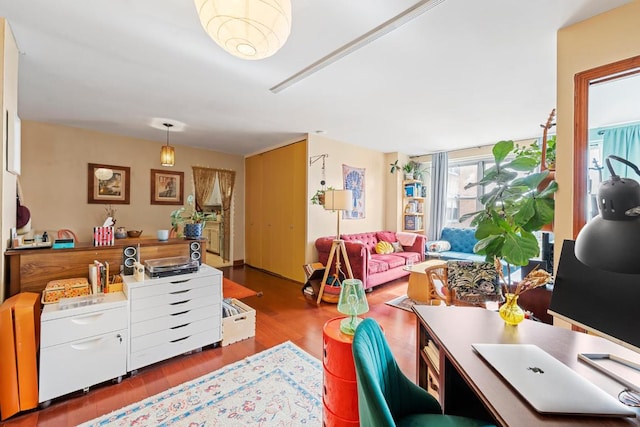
[502,231,539,266]
[492,140,514,164]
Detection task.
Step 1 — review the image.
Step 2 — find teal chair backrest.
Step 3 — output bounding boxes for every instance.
[352,318,441,426]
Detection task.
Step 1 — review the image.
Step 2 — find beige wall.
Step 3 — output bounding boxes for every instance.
[556,0,640,255]
[306,134,389,262]
[20,121,245,262]
[1,19,18,302]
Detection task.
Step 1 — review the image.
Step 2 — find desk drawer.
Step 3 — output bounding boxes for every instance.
[131,305,220,338]
[41,306,127,347]
[129,328,220,371]
[131,293,219,324]
[129,276,215,299]
[130,284,217,311]
[130,315,218,353]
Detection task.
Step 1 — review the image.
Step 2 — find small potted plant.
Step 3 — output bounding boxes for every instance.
[311,187,334,205]
[170,195,217,239]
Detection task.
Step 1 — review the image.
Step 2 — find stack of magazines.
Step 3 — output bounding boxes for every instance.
[222,298,246,318]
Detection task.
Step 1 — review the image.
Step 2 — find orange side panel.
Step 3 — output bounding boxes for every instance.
[14,293,40,410]
[0,298,20,420]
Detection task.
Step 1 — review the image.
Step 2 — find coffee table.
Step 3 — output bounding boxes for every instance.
[405,259,447,303]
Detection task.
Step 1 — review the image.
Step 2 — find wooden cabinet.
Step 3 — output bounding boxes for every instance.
[245,141,306,282]
[123,264,222,372]
[402,180,425,232]
[204,222,221,254]
[39,292,128,403]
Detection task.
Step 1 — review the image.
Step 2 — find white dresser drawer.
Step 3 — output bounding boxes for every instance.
[131,304,220,338]
[128,276,214,300]
[131,292,220,324]
[39,329,127,403]
[130,315,219,353]
[129,328,220,371]
[130,283,217,311]
[41,305,128,348]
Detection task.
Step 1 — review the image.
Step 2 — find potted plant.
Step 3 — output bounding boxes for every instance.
[390,160,425,180]
[170,195,217,239]
[460,140,558,290]
[311,187,334,205]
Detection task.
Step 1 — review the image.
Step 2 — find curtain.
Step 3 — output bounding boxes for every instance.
[428,151,448,241]
[602,124,640,179]
[217,169,236,262]
[192,167,217,210]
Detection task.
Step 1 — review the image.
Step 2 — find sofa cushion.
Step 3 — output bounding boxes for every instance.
[368,258,389,274]
[342,232,379,253]
[426,240,451,253]
[393,252,421,264]
[376,231,397,243]
[375,241,394,254]
[372,254,406,269]
[391,242,404,252]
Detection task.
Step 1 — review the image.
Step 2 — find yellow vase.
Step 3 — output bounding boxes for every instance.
[499,293,525,326]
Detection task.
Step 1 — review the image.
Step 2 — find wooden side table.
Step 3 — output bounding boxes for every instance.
[322,317,359,426]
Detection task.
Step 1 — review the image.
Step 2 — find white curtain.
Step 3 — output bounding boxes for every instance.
[428,151,448,240]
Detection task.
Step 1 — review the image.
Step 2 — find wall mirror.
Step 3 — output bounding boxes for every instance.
[573,55,640,237]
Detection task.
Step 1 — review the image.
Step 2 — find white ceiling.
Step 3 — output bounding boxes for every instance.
[0,0,632,157]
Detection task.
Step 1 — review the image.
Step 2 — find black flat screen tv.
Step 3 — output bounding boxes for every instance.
[548,240,640,353]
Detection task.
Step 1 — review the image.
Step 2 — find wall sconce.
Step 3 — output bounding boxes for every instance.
[161,123,175,167]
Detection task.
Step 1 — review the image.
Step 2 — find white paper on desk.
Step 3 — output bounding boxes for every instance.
[103,217,114,227]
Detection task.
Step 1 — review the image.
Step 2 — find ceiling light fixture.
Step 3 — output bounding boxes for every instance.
[160,123,175,167]
[194,0,292,60]
[270,0,445,93]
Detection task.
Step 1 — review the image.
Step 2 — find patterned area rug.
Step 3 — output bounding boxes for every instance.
[80,342,322,427]
[385,294,423,312]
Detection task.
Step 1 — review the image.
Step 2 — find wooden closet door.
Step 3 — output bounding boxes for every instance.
[245,154,263,269]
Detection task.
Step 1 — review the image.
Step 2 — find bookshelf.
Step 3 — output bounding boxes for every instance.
[402,180,425,232]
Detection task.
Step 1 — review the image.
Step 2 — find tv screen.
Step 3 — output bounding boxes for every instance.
[548,240,640,353]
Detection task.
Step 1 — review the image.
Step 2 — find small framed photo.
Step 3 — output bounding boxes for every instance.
[88,163,130,204]
[151,169,184,205]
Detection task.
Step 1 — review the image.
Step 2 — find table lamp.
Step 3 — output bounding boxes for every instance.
[575,155,640,274]
[337,279,369,335]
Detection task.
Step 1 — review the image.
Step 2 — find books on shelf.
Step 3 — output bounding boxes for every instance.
[404,181,423,198]
[423,340,440,374]
[404,215,423,231]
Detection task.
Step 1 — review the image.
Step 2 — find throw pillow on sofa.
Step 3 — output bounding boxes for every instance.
[376,231,397,243]
[426,240,452,253]
[391,242,404,252]
[375,241,394,254]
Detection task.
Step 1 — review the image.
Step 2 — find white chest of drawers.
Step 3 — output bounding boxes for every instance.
[39,292,128,403]
[123,264,222,372]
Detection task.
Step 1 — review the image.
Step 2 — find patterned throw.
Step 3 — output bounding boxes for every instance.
[80,342,322,427]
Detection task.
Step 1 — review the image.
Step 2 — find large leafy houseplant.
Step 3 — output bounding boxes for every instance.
[170,195,217,238]
[460,140,558,285]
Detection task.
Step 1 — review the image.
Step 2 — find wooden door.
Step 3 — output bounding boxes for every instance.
[245,154,264,268]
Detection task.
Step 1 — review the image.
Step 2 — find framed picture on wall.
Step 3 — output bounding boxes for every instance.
[88,163,130,204]
[151,169,184,205]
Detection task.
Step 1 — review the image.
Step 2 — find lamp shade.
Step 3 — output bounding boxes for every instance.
[337,279,369,335]
[194,0,291,60]
[324,189,352,211]
[160,145,175,167]
[575,173,640,274]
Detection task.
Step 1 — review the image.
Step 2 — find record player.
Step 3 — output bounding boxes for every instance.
[145,256,199,278]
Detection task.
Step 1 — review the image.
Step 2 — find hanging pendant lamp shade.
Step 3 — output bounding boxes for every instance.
[194,0,291,60]
[161,123,175,167]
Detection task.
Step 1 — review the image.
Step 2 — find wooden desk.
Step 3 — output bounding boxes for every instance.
[413,305,640,426]
[5,238,206,297]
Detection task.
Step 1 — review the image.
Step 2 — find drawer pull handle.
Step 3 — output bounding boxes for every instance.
[233,316,247,322]
[170,279,190,284]
[170,289,190,295]
[70,336,108,350]
[170,300,191,306]
[170,336,190,343]
[170,323,190,330]
[170,310,191,316]
[70,313,104,325]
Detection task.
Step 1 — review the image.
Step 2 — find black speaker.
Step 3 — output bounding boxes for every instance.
[189,241,203,265]
[122,246,138,275]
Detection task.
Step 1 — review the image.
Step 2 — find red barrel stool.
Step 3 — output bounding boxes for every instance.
[323,317,382,426]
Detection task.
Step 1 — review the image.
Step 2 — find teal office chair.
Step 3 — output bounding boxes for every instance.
[352,318,494,427]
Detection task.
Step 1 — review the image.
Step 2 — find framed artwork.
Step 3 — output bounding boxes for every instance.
[343,164,365,219]
[151,169,184,205]
[88,163,130,204]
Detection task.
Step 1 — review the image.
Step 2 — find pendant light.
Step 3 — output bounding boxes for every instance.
[160,123,175,167]
[194,0,292,60]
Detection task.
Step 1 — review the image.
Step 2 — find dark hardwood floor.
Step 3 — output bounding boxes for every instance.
[5,266,417,426]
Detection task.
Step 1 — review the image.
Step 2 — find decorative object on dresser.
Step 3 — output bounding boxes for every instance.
[170,194,217,239]
[87,163,130,204]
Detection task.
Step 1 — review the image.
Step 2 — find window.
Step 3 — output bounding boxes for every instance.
[445,159,496,228]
